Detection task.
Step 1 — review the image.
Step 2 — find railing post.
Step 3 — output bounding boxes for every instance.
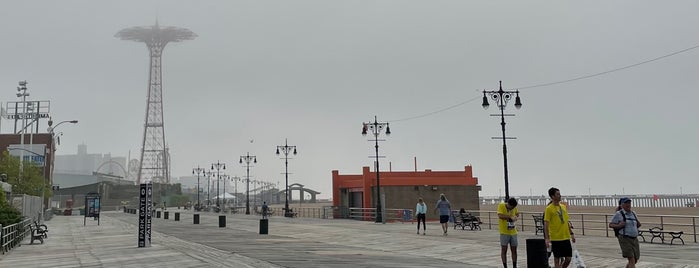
[694,217,697,243]
[581,214,585,236]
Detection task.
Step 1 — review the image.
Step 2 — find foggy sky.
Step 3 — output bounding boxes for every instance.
[1,1,698,199]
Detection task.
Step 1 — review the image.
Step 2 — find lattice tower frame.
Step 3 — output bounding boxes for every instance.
[115,22,197,184]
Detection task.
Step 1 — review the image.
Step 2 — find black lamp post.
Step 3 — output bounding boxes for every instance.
[192,166,205,210]
[362,116,391,223]
[239,152,256,215]
[211,161,226,211]
[203,171,212,207]
[482,81,522,201]
[276,139,297,217]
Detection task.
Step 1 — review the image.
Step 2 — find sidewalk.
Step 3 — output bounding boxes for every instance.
[2,210,698,267]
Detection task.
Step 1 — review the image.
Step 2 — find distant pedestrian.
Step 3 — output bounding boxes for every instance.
[609,197,641,268]
[434,193,451,236]
[544,187,575,268]
[415,197,427,235]
[498,197,520,268]
[262,201,269,219]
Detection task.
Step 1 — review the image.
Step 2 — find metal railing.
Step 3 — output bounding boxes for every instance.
[1,218,32,254]
[475,210,698,243]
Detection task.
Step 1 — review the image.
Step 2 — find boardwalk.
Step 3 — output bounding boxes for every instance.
[2,210,699,267]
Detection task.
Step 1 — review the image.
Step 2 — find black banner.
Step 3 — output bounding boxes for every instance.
[146,183,153,243]
[138,184,150,247]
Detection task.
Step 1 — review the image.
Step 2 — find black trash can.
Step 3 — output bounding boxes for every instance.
[193,214,200,224]
[175,212,180,221]
[164,211,169,220]
[156,211,161,218]
[526,238,548,268]
[259,219,268,234]
[219,215,226,228]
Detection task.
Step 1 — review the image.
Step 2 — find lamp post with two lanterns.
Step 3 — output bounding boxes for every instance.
[239,153,256,215]
[276,139,297,217]
[362,116,390,223]
[481,81,522,201]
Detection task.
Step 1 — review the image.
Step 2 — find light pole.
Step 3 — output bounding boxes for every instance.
[211,161,226,211]
[47,117,77,219]
[233,176,240,209]
[362,116,391,223]
[203,171,212,207]
[239,152,256,215]
[482,81,522,201]
[276,139,297,217]
[221,174,229,211]
[192,166,205,210]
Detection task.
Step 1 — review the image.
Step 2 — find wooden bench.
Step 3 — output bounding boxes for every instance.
[533,214,544,236]
[28,226,44,244]
[33,221,48,239]
[648,227,684,245]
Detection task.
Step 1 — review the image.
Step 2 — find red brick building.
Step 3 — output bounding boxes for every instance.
[332,165,481,218]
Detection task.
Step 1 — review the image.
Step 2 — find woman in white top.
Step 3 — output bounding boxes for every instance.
[415,198,427,235]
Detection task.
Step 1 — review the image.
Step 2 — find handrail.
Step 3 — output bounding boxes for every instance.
[474,210,699,243]
[1,218,32,254]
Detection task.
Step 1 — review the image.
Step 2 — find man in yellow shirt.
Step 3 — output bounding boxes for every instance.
[544,187,576,268]
[498,197,520,268]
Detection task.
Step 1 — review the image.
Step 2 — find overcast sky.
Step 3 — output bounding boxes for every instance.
[1,1,697,199]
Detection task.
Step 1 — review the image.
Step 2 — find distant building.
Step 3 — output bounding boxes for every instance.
[332,165,481,219]
[54,144,129,180]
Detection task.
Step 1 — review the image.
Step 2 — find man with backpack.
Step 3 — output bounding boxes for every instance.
[609,197,641,268]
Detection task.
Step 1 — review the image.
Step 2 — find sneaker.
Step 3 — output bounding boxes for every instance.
[423,232,426,235]
[417,231,420,235]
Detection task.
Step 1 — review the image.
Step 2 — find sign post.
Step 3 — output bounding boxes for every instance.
[84,192,100,226]
[138,183,152,247]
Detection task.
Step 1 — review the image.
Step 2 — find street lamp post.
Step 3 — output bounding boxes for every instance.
[47,117,77,220]
[192,166,205,210]
[203,171,212,207]
[211,161,226,212]
[221,174,229,211]
[239,152,256,215]
[481,81,522,201]
[362,116,391,223]
[276,139,297,217]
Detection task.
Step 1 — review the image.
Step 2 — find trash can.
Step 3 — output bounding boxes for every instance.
[164,211,169,220]
[526,238,548,268]
[175,212,180,221]
[193,214,200,224]
[219,215,226,228]
[259,219,268,235]
[156,211,161,218]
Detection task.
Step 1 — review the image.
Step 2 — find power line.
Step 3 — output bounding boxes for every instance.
[389,44,699,123]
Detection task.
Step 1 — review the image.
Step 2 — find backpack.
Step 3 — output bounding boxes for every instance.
[612,210,637,237]
[612,211,626,237]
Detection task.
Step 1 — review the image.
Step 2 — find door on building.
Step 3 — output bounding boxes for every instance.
[349,191,363,208]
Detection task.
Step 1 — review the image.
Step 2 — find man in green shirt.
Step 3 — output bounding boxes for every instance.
[498,197,520,268]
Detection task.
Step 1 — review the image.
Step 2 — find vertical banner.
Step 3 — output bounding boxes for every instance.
[146,183,153,243]
[138,183,150,247]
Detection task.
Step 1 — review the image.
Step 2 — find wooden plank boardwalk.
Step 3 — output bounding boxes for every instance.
[1,209,698,267]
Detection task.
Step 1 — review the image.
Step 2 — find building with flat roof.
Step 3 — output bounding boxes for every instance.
[332,165,481,219]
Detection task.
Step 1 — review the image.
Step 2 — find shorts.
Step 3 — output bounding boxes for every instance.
[500,234,518,247]
[551,240,572,258]
[618,236,640,260]
[439,215,450,223]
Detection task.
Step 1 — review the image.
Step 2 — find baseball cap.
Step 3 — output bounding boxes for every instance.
[619,197,631,204]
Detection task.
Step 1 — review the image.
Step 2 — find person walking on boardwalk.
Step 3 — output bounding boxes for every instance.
[498,197,520,268]
[544,187,575,268]
[415,197,427,235]
[261,201,269,219]
[434,193,451,236]
[609,197,641,268]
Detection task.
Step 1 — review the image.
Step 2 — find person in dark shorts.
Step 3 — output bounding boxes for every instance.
[610,197,641,268]
[544,187,575,268]
[434,193,451,236]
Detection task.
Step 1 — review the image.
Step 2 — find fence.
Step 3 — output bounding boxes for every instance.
[1,218,32,254]
[476,210,698,243]
[9,194,42,222]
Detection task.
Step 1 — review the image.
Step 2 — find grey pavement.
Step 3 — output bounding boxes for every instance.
[1,209,698,268]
